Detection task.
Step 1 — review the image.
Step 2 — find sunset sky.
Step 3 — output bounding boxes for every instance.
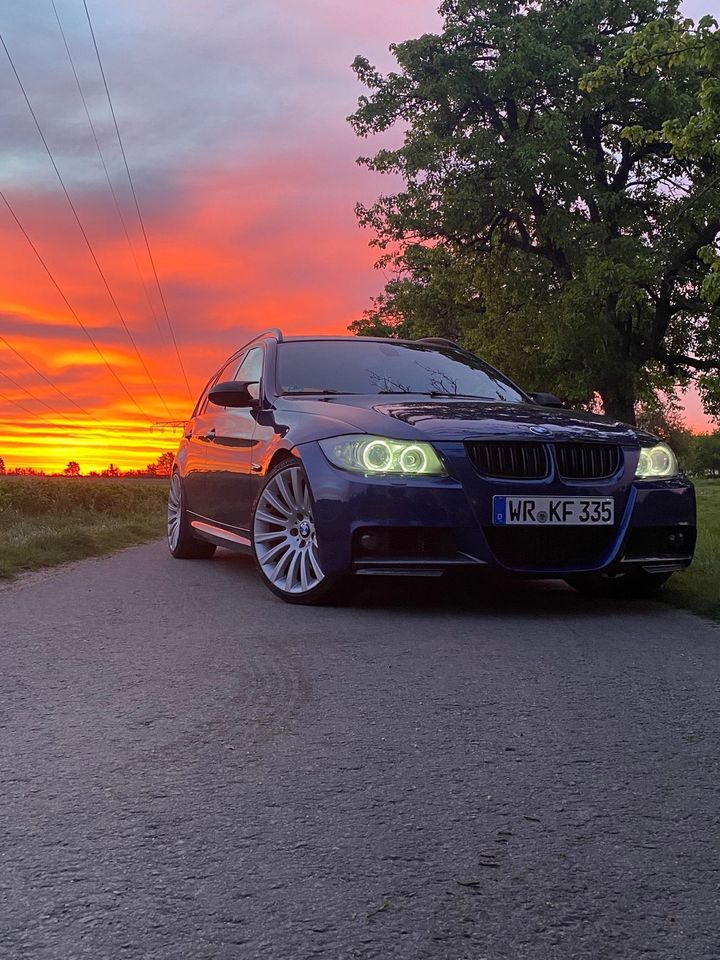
[0,0,715,473]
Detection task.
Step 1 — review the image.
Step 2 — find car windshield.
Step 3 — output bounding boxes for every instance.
[276,340,525,402]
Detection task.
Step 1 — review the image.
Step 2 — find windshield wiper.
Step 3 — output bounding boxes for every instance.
[428,392,494,399]
[377,390,493,399]
[282,390,358,396]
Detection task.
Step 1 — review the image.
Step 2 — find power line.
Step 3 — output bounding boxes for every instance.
[0,388,162,435]
[0,30,174,420]
[0,363,80,425]
[50,0,170,352]
[82,0,194,403]
[0,386,59,428]
[0,333,100,421]
[0,188,147,418]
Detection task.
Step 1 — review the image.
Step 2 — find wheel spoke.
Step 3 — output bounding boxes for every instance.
[259,538,291,564]
[262,488,292,518]
[299,550,309,592]
[255,508,286,527]
[270,545,294,585]
[275,473,296,512]
[308,544,323,579]
[285,550,301,591]
[254,530,286,543]
[290,467,304,507]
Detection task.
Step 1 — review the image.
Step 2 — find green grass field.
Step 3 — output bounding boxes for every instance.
[0,477,168,579]
[664,479,720,622]
[1,475,717,621]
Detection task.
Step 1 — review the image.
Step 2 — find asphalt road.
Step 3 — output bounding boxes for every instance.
[1,542,719,960]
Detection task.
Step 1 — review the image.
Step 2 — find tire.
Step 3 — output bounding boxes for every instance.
[251,458,340,604]
[565,570,672,599]
[167,471,216,559]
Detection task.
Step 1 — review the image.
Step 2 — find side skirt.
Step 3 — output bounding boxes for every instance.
[189,518,252,553]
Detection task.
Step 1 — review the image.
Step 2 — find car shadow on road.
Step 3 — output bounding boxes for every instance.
[345,572,669,620]
[211,550,670,621]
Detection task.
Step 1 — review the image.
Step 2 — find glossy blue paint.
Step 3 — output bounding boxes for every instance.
[172,333,697,583]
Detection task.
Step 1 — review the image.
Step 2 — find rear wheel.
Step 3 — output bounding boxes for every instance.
[251,459,339,604]
[565,570,672,599]
[167,472,216,559]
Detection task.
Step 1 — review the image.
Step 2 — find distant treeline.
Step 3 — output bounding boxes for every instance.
[681,433,720,479]
[0,451,174,479]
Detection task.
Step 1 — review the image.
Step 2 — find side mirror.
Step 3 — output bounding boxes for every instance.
[528,391,564,408]
[208,380,256,408]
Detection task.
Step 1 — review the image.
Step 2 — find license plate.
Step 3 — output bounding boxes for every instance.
[492,496,614,526]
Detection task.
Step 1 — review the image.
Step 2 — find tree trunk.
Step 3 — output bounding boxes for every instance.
[600,372,636,425]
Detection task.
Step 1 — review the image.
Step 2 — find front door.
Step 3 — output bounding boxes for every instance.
[203,346,264,531]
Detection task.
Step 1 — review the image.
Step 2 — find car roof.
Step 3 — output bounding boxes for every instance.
[242,332,458,349]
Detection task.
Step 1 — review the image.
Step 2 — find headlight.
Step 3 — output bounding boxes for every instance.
[319,435,447,476]
[635,443,680,479]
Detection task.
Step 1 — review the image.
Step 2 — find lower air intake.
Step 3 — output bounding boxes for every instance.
[484,526,617,571]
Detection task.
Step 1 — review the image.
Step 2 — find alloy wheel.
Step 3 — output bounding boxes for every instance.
[253,463,325,596]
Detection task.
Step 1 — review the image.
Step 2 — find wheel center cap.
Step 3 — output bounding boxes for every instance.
[298,520,311,539]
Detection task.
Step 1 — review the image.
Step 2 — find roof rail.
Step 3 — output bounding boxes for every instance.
[259,328,283,342]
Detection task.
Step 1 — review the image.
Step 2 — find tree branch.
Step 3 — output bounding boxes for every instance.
[664,219,720,280]
[657,350,719,372]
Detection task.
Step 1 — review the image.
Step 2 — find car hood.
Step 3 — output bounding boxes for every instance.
[320,397,647,444]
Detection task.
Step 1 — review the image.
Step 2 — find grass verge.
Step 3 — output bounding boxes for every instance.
[0,477,167,579]
[664,479,720,622]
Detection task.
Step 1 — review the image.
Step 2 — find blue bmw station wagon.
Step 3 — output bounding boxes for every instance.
[168,330,696,603]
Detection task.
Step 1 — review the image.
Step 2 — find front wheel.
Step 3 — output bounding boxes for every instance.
[565,570,672,599]
[167,472,216,559]
[251,459,340,604]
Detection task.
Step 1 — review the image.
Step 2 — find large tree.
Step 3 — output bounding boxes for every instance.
[349,0,720,424]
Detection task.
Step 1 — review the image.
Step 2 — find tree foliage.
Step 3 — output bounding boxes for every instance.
[349,0,720,425]
[684,431,720,476]
[585,14,720,310]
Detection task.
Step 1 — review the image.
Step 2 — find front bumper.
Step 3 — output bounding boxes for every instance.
[297,441,696,578]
